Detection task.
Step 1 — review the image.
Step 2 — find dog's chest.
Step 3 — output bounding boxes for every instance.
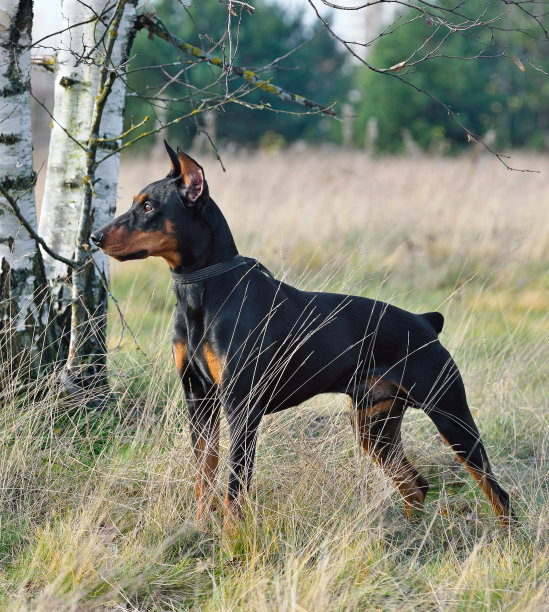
[173,292,223,385]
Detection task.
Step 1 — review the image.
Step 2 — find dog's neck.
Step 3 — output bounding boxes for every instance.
[174,197,238,273]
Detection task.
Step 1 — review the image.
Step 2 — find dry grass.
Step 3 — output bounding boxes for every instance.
[1,149,548,610]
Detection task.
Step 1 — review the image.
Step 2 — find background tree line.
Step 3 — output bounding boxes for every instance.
[124,0,349,150]
[126,0,548,153]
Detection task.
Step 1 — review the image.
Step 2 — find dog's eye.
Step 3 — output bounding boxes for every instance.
[144,203,153,212]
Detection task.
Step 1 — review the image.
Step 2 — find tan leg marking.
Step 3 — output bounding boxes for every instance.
[204,342,224,385]
[195,416,220,520]
[351,399,428,517]
[172,340,219,520]
[172,340,187,377]
[439,434,508,520]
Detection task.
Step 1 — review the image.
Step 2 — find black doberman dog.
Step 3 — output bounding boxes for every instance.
[92,142,513,529]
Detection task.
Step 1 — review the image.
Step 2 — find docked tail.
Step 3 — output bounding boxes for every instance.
[420,311,444,335]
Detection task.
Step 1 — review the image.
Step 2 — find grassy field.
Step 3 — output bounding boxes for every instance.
[1,149,548,610]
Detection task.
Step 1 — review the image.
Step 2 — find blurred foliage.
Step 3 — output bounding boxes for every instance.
[354,1,549,152]
[125,0,549,153]
[125,0,350,149]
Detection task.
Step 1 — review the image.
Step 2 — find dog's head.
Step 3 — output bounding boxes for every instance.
[91,141,211,268]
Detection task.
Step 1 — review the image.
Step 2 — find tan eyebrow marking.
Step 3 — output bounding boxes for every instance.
[137,193,148,205]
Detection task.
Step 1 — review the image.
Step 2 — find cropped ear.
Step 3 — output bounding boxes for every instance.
[176,147,206,205]
[165,140,181,178]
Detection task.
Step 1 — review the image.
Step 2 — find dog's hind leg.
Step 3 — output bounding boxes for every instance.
[424,399,514,526]
[394,339,517,526]
[409,348,514,525]
[350,380,429,517]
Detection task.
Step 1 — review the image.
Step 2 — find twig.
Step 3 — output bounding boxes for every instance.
[96,82,268,166]
[30,54,55,71]
[0,185,76,269]
[96,115,149,143]
[29,3,116,49]
[85,249,148,356]
[30,92,88,153]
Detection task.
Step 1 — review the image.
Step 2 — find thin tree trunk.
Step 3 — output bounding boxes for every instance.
[38,0,137,381]
[0,0,52,381]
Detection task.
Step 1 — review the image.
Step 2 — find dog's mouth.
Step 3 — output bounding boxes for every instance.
[97,224,180,265]
[110,250,148,261]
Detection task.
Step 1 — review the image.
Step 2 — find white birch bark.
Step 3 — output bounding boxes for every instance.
[37,0,137,366]
[38,0,136,300]
[0,0,47,360]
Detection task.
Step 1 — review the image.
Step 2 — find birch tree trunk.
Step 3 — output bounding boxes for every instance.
[0,0,52,380]
[38,0,137,378]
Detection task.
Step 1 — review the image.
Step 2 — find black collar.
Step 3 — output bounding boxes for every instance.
[171,254,272,285]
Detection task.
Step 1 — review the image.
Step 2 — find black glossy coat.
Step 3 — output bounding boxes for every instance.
[93,144,513,524]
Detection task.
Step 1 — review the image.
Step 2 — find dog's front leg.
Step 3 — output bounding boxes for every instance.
[187,394,221,522]
[174,340,221,522]
[223,410,261,532]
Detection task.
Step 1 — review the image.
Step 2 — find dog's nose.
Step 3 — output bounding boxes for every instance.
[90,231,105,246]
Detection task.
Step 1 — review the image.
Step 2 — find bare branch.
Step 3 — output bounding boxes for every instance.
[29,6,115,49]
[307,0,545,171]
[30,91,88,153]
[85,248,148,355]
[136,13,337,117]
[31,54,55,71]
[0,186,76,269]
